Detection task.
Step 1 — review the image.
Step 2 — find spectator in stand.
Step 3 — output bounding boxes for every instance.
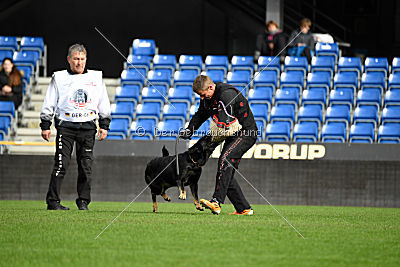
[288,18,315,62]
[254,20,287,63]
[0,58,23,109]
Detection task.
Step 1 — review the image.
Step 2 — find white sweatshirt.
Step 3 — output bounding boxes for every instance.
[40,70,111,125]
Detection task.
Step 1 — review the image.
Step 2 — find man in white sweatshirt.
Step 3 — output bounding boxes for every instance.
[40,44,111,210]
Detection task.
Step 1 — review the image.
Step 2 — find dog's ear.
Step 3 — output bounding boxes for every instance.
[162,146,169,157]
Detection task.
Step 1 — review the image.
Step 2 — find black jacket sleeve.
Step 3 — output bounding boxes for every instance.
[187,100,210,133]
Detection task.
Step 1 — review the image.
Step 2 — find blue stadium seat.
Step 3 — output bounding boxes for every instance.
[0,101,15,128]
[0,50,13,62]
[269,104,295,129]
[110,102,135,124]
[310,56,335,78]
[333,72,358,99]
[114,85,140,105]
[325,105,351,129]
[126,55,151,73]
[20,36,45,59]
[192,119,210,140]
[306,72,331,97]
[141,85,168,105]
[353,106,379,128]
[302,89,326,108]
[135,102,162,122]
[280,72,304,94]
[130,118,157,139]
[202,70,224,83]
[0,116,11,136]
[297,105,323,129]
[377,124,400,143]
[388,73,400,91]
[255,120,265,141]
[253,71,278,92]
[189,102,200,119]
[248,87,273,111]
[381,106,400,125]
[153,54,177,78]
[391,57,400,74]
[293,122,318,142]
[205,55,229,78]
[13,51,39,73]
[364,57,389,77]
[227,70,251,88]
[274,88,300,110]
[147,70,171,89]
[384,90,400,107]
[329,89,354,110]
[168,86,193,106]
[231,55,254,76]
[257,56,281,77]
[284,56,308,78]
[108,118,130,139]
[157,119,183,140]
[174,70,197,86]
[179,55,203,75]
[162,102,188,123]
[356,89,381,109]
[337,57,362,78]
[315,42,339,63]
[106,135,125,140]
[132,39,156,56]
[321,123,346,143]
[349,123,375,143]
[250,103,269,125]
[120,69,145,87]
[265,122,290,142]
[360,72,386,96]
[0,36,18,52]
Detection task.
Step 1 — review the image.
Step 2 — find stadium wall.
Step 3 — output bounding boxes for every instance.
[1,142,399,208]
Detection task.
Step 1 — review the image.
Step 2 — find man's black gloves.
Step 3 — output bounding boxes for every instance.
[179,128,193,140]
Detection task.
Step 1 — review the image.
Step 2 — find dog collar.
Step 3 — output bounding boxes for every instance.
[189,154,199,167]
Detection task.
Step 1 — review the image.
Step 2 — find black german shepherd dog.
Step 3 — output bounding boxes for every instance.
[145,135,219,212]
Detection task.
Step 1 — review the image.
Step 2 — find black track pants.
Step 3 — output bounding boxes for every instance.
[46,127,96,204]
[212,134,256,212]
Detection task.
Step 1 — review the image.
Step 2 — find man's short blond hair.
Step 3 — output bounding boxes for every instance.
[192,75,213,93]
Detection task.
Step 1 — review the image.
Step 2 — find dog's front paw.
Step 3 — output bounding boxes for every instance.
[196,206,204,211]
[178,191,187,200]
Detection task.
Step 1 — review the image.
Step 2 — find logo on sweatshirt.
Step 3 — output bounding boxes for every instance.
[69,89,92,108]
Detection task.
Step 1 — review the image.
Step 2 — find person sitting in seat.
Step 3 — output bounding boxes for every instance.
[288,18,315,63]
[254,20,287,63]
[0,58,23,109]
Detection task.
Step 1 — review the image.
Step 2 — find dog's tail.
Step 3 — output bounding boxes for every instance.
[162,146,169,157]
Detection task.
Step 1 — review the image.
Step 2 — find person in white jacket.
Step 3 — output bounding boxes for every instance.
[40,44,111,210]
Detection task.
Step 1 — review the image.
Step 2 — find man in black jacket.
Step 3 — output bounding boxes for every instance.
[180,75,258,215]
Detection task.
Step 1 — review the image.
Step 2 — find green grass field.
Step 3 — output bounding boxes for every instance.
[0,200,399,266]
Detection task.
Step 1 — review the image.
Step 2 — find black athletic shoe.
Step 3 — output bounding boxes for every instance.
[76,199,89,210]
[47,202,70,210]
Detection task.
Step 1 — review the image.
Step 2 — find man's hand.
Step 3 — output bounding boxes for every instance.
[98,128,108,141]
[179,128,192,140]
[41,130,51,141]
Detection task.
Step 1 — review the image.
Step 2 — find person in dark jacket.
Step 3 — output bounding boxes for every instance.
[288,18,315,62]
[254,20,287,63]
[0,57,23,109]
[180,75,258,215]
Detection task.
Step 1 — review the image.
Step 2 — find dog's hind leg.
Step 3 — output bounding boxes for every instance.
[152,193,158,213]
[161,184,171,202]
